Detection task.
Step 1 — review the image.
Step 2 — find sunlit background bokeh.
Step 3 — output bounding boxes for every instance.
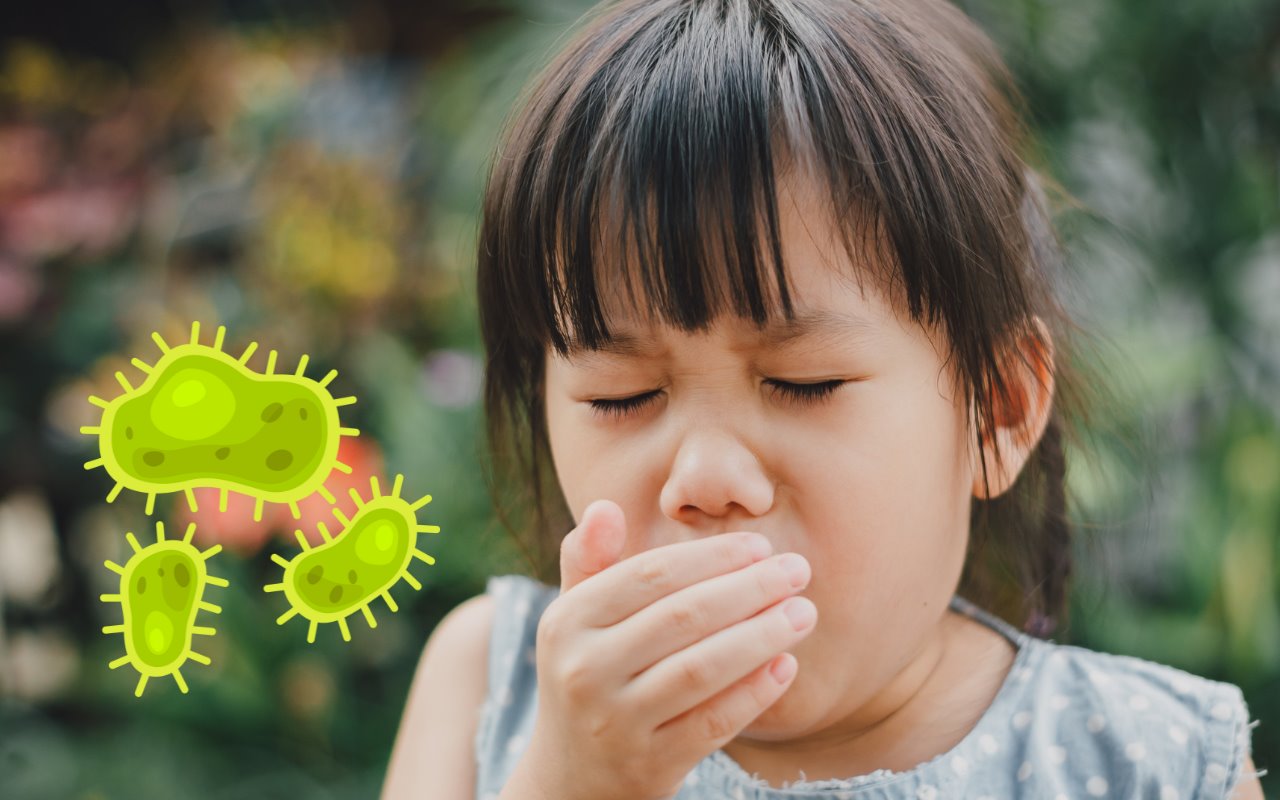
[0,0,1275,797]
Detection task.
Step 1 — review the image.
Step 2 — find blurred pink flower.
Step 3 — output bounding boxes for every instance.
[420,348,482,408]
[1,183,139,260]
[0,256,40,321]
[0,124,57,199]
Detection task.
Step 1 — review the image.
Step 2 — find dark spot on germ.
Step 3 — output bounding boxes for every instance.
[125,427,134,440]
[329,586,343,603]
[175,562,190,587]
[266,449,293,471]
[299,407,308,420]
[143,451,165,467]
[348,569,358,584]
[215,446,230,460]
[137,576,147,593]
[261,402,283,422]
[307,565,323,584]
[158,567,164,577]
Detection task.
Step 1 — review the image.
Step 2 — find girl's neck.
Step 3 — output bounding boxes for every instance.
[721,608,1018,787]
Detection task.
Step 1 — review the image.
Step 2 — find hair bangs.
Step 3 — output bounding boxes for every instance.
[476,0,1114,636]
[496,0,919,362]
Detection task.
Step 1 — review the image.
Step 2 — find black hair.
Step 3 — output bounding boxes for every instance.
[475,0,1137,638]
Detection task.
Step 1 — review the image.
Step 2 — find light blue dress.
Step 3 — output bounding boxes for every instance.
[471,574,1263,799]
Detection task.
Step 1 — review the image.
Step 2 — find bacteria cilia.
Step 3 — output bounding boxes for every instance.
[101,520,227,697]
[81,321,360,522]
[266,473,440,643]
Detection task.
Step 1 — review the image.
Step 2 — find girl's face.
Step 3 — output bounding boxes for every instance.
[543,176,989,746]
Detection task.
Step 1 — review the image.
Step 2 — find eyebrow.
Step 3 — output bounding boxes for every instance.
[561,308,877,365]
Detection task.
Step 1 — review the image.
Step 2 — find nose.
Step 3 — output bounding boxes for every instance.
[658,426,776,523]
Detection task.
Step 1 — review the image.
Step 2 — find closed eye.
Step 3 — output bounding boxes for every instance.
[586,379,847,420]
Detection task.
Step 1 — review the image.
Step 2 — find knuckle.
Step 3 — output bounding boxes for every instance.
[676,654,711,691]
[615,761,651,798]
[665,600,705,639]
[636,556,673,592]
[699,705,736,742]
[584,708,613,741]
[536,604,566,649]
[558,654,595,698]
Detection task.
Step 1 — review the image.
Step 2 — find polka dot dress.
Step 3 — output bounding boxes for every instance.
[469,574,1261,800]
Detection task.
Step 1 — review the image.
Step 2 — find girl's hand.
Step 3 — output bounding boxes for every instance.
[513,499,816,800]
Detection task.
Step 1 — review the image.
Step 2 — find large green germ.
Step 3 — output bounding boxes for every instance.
[82,321,359,520]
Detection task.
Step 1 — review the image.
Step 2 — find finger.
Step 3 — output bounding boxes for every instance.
[654,651,799,751]
[599,551,810,680]
[566,530,776,629]
[559,498,627,597]
[625,593,816,728]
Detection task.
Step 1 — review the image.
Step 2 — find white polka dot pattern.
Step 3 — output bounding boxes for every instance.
[470,580,1257,800]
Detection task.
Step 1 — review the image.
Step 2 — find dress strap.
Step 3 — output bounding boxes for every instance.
[948,593,1031,649]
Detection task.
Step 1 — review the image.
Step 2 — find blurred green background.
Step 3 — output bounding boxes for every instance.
[0,0,1275,797]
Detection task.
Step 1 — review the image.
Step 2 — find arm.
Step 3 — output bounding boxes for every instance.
[382,591,497,800]
[1230,754,1265,800]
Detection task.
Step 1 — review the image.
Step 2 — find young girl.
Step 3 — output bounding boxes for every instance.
[383,0,1266,797]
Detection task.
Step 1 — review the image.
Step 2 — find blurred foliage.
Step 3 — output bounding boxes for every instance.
[0,0,1275,797]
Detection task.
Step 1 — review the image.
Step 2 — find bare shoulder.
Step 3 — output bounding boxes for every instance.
[381,591,499,800]
[1231,754,1265,800]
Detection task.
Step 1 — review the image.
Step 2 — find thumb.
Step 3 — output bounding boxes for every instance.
[559,498,626,597]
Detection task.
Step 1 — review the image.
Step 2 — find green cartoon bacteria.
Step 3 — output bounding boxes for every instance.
[101,521,227,697]
[266,474,440,643]
[82,321,359,520]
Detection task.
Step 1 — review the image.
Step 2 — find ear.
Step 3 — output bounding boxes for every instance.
[970,316,1056,500]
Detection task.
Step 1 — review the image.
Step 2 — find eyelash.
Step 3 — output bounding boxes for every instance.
[586,379,847,420]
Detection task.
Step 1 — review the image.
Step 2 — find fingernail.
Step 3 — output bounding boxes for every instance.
[783,596,816,630]
[778,553,810,588]
[770,653,796,683]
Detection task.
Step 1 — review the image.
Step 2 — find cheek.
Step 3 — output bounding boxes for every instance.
[792,379,969,608]
[545,395,660,549]
[802,375,966,509]
[545,391,609,515]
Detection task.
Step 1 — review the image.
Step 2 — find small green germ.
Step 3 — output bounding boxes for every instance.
[265,474,440,643]
[81,321,359,521]
[101,520,228,697]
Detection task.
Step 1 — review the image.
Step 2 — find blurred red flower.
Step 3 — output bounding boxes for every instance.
[173,434,386,556]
